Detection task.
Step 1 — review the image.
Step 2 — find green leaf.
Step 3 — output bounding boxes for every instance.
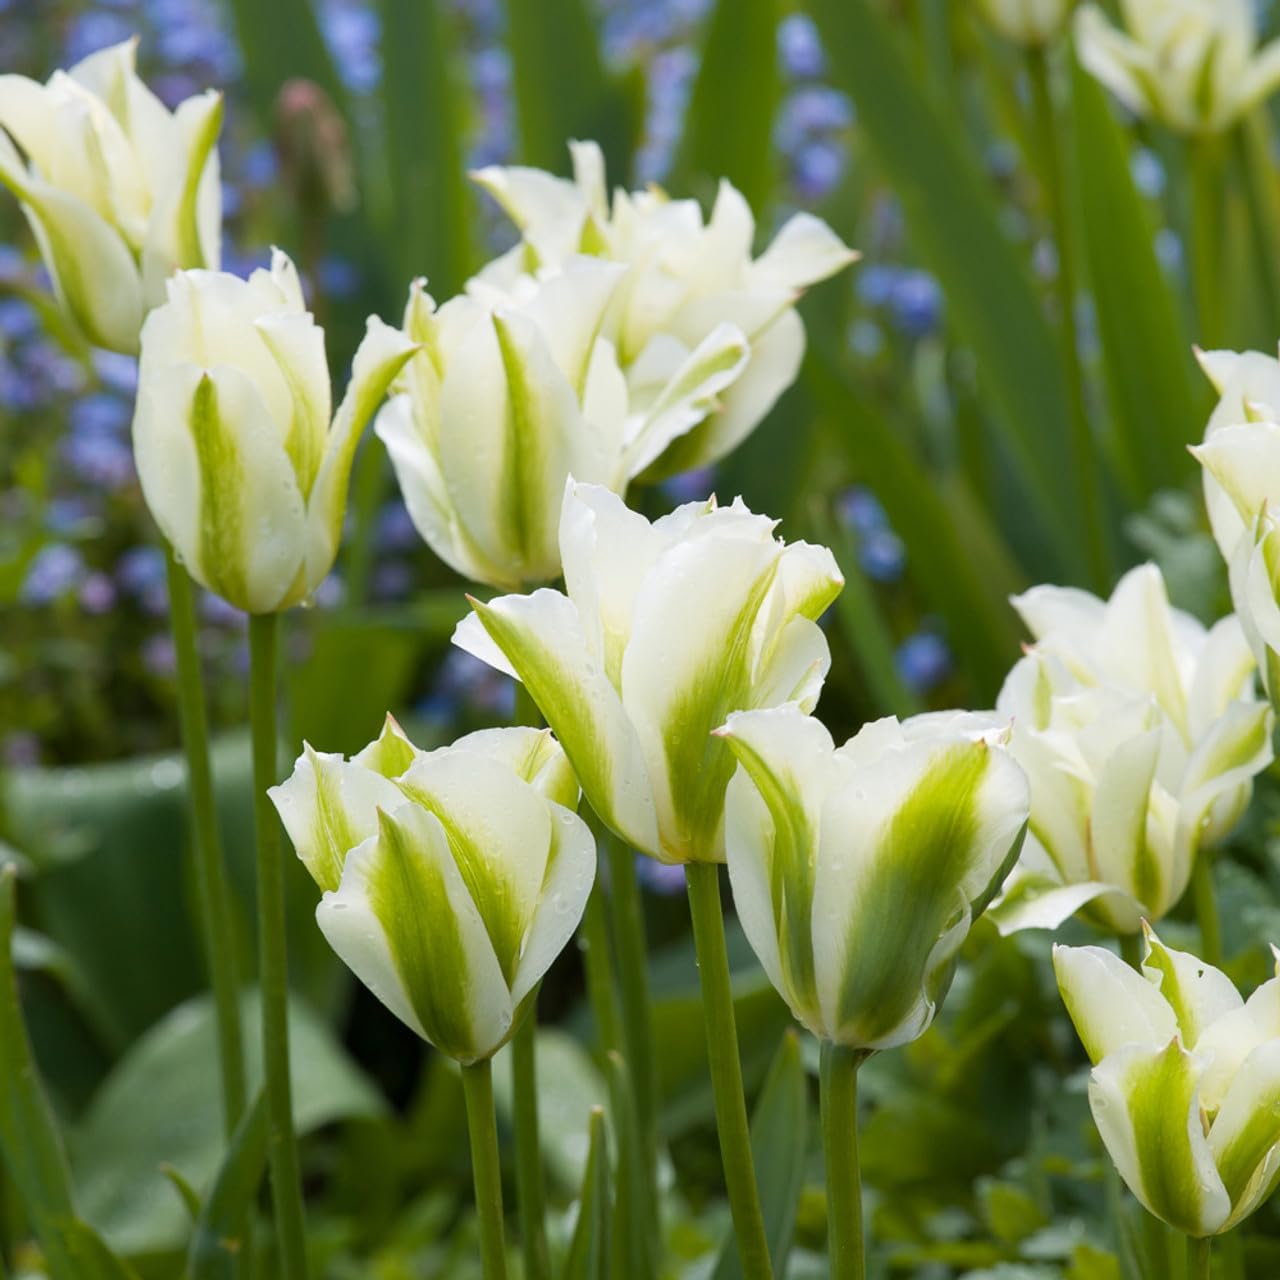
[187,1092,268,1280]
[674,0,782,208]
[502,0,641,175]
[604,1052,651,1280]
[71,991,384,1257]
[376,0,476,297]
[562,1106,609,1280]
[809,0,1085,580]
[1068,49,1202,499]
[712,1030,808,1280]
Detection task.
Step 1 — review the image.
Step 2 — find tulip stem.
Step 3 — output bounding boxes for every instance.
[248,614,309,1280]
[1191,855,1223,969]
[685,862,774,1280]
[461,1058,510,1280]
[579,880,622,1055]
[1188,1235,1212,1280]
[820,1042,867,1280]
[1027,44,1109,590]
[1188,135,1226,349]
[605,837,661,1232]
[1235,116,1280,338]
[511,1002,551,1280]
[165,548,247,1139]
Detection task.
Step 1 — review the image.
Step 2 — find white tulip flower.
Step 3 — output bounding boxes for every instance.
[470,140,857,479]
[271,718,593,1064]
[453,481,844,865]
[1056,929,1280,1237]
[991,564,1272,935]
[131,249,417,613]
[975,0,1074,47]
[719,705,1029,1050]
[1076,0,1280,134]
[0,39,223,353]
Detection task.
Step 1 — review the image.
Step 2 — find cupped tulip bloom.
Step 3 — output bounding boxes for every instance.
[0,39,222,353]
[1075,0,1280,134]
[453,481,844,865]
[470,140,857,478]
[131,249,417,613]
[718,705,1029,1051]
[975,0,1074,46]
[1055,929,1280,1237]
[991,564,1272,935]
[375,261,749,588]
[270,718,593,1064]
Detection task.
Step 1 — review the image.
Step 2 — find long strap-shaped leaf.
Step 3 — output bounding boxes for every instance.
[807,0,1085,582]
[0,868,138,1280]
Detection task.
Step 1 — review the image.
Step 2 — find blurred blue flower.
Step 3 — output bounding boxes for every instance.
[372,559,414,602]
[142,633,177,677]
[858,527,906,583]
[22,340,85,397]
[1131,148,1166,199]
[116,546,169,615]
[848,318,884,359]
[0,246,29,284]
[635,855,687,896]
[985,138,1020,182]
[63,11,135,64]
[792,138,846,201]
[856,264,899,308]
[377,499,420,554]
[660,465,717,505]
[71,392,132,436]
[63,432,136,490]
[320,1,381,93]
[313,572,346,609]
[91,350,139,397]
[0,297,39,341]
[21,544,86,605]
[896,631,951,695]
[888,270,943,338]
[47,495,102,535]
[778,13,826,79]
[0,358,45,412]
[421,647,515,722]
[240,140,279,189]
[835,486,888,535]
[318,256,361,299]
[782,86,853,139]
[1155,227,1184,275]
[150,72,203,110]
[79,571,118,615]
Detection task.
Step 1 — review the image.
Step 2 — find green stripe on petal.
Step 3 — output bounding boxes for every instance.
[352,714,419,779]
[1141,927,1242,1050]
[1088,1040,1229,1238]
[1209,1041,1280,1226]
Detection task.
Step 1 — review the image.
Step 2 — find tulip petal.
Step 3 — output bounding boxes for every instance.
[1075,7,1154,121]
[1197,977,1280,1110]
[255,306,331,498]
[269,745,406,893]
[457,590,662,858]
[747,212,858,294]
[1209,1040,1280,1228]
[987,872,1127,935]
[1194,423,1280,543]
[1141,928,1243,1050]
[1053,943,1177,1063]
[1187,616,1258,739]
[1089,726,1164,911]
[470,161,586,265]
[1179,700,1273,851]
[1088,1039,1229,1237]
[451,726,579,809]
[352,714,419,779]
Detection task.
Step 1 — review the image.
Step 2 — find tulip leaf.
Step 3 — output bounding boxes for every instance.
[711,1029,808,1280]
[809,0,1084,581]
[1068,49,1202,499]
[562,1106,610,1280]
[502,0,642,176]
[71,991,384,1257]
[605,1051,653,1280]
[674,0,782,209]
[186,1092,269,1280]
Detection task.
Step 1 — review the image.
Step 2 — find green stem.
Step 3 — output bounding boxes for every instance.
[1191,854,1223,968]
[511,1004,551,1280]
[166,549,247,1138]
[685,863,773,1280]
[248,614,309,1280]
[1189,134,1226,349]
[604,837,660,1230]
[461,1059,510,1280]
[1188,1234,1212,1280]
[1027,45,1109,590]
[579,880,621,1055]
[820,1043,866,1280]
[1119,931,1144,972]
[1235,117,1280,338]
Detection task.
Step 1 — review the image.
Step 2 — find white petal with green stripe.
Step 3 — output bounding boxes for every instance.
[1053,943,1178,1062]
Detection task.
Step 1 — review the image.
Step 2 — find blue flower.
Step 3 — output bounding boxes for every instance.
[79,571,118,615]
[91,350,139,397]
[858,528,906,583]
[376,499,420,554]
[63,11,135,64]
[0,297,39,341]
[896,631,951,695]
[835,486,888,535]
[792,138,846,201]
[635,855,688,896]
[71,392,132,437]
[63,432,136,490]
[778,13,826,79]
[888,270,943,338]
[21,544,86,605]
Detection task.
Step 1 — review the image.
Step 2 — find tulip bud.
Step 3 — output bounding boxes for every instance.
[974,0,1074,47]
[717,705,1029,1050]
[0,39,223,354]
[274,78,357,217]
[271,718,593,1064]
[375,263,749,588]
[991,564,1273,935]
[131,248,417,613]
[1055,929,1280,1237]
[1075,0,1280,134]
[470,140,857,480]
[453,481,844,864]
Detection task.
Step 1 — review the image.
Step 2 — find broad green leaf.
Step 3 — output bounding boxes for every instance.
[502,0,642,176]
[808,0,1084,580]
[712,1030,808,1280]
[187,1092,268,1280]
[71,992,384,1257]
[562,1106,609,1280]
[1068,50,1201,500]
[376,0,475,297]
[674,0,781,209]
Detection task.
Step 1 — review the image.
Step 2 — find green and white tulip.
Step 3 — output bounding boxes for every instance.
[1055,929,1280,1237]
[975,0,1074,47]
[718,705,1029,1050]
[992,564,1272,936]
[1075,0,1280,134]
[0,39,222,353]
[453,481,844,864]
[375,262,750,589]
[470,140,857,479]
[271,718,593,1064]
[131,249,417,614]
